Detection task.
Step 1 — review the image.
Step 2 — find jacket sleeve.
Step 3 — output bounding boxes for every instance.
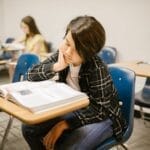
[27,52,58,81]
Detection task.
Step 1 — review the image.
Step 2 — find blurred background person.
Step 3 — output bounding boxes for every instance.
[15,15,48,55]
[8,15,49,81]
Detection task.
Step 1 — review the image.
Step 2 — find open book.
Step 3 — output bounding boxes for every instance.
[0,80,88,113]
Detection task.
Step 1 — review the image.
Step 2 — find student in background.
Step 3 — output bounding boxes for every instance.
[16,15,48,55]
[8,15,48,81]
[22,15,126,150]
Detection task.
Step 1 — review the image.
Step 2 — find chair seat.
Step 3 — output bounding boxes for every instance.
[135,91,150,108]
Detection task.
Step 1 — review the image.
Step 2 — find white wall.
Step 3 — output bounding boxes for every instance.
[1,0,150,62]
[0,0,4,40]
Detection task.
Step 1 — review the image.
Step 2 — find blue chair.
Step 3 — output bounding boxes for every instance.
[5,37,15,44]
[0,53,40,150]
[45,41,52,53]
[96,65,135,150]
[55,65,135,150]
[97,46,117,64]
[135,77,150,126]
[0,37,15,60]
[12,53,40,82]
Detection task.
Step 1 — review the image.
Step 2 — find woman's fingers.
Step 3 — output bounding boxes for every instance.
[43,128,60,150]
[63,53,72,64]
[43,131,54,150]
[43,121,69,150]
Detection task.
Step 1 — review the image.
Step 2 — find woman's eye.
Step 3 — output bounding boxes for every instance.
[65,41,70,46]
[66,43,70,46]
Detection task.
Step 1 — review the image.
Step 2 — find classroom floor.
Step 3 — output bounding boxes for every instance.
[0,69,150,150]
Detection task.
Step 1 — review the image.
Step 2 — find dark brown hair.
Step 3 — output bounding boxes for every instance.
[21,16,41,36]
[65,15,106,62]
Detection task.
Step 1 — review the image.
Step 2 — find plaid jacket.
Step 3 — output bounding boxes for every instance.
[27,52,126,141]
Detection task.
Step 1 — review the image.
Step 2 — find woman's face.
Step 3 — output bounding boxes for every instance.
[20,22,30,34]
[59,31,83,66]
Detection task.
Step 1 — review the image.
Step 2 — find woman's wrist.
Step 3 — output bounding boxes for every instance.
[60,120,69,130]
[53,63,59,72]
[53,62,67,72]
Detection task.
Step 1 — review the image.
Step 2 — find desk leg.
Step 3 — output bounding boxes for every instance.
[8,62,16,82]
[0,116,13,150]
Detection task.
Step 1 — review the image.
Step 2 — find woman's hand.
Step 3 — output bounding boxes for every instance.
[43,120,69,150]
[53,49,69,72]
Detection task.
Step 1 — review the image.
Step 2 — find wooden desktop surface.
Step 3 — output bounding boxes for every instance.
[113,61,150,77]
[0,97,89,125]
[0,60,8,65]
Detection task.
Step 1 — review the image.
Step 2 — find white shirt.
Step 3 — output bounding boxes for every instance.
[66,64,81,91]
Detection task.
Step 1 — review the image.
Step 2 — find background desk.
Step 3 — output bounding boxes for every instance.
[113,61,150,77]
[0,60,8,65]
[0,60,8,64]
[0,97,89,125]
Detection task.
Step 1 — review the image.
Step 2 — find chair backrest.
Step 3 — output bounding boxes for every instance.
[0,37,15,60]
[142,77,150,99]
[145,77,150,85]
[12,53,40,83]
[97,46,117,64]
[108,65,135,130]
[45,41,52,53]
[97,65,135,150]
[5,37,15,43]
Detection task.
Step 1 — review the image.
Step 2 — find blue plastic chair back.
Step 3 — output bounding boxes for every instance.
[97,65,135,150]
[145,77,150,85]
[0,38,15,60]
[46,41,52,53]
[97,47,117,64]
[142,77,150,99]
[12,53,40,83]
[5,37,15,43]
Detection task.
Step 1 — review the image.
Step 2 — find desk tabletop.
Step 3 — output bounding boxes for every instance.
[0,97,89,125]
[113,61,150,77]
[0,60,8,65]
